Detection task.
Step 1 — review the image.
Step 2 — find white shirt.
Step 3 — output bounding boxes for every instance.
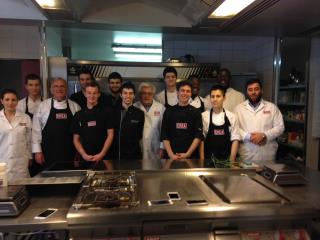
[17,97,42,115]
[190,96,211,111]
[0,110,32,182]
[32,98,81,153]
[234,99,285,162]
[202,109,240,141]
[155,89,178,107]
[134,100,165,170]
[205,87,245,112]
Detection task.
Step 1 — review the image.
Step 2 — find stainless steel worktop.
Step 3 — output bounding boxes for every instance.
[1,167,320,236]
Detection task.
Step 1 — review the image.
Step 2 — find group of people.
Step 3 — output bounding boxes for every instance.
[0,67,285,183]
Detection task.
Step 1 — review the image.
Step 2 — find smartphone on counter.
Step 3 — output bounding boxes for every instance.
[186,199,208,206]
[34,208,58,219]
[147,199,173,206]
[167,192,181,201]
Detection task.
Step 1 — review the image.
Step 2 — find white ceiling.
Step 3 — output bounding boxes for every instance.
[1,0,320,36]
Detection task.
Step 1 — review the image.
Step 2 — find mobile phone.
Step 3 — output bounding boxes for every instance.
[34,208,58,219]
[186,199,208,206]
[147,199,173,206]
[167,192,181,201]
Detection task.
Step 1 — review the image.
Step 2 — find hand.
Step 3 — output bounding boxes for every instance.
[176,153,190,161]
[81,153,94,161]
[91,153,104,162]
[250,132,266,145]
[158,148,164,159]
[35,152,45,165]
[169,153,180,161]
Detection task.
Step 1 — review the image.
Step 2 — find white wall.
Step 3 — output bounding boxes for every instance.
[0,24,40,59]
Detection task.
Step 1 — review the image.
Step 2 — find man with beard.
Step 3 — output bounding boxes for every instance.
[70,69,107,109]
[105,72,123,109]
[234,78,284,162]
[206,68,245,112]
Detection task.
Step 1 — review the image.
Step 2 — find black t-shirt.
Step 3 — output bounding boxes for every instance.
[71,105,114,157]
[161,104,203,154]
[70,91,108,109]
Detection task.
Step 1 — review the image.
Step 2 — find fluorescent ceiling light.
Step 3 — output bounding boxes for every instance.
[114,32,162,46]
[115,54,162,62]
[112,47,162,54]
[209,0,256,18]
[35,0,56,8]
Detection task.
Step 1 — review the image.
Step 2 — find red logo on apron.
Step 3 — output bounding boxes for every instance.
[176,123,188,129]
[214,129,225,135]
[56,113,67,119]
[154,111,160,116]
[87,121,96,127]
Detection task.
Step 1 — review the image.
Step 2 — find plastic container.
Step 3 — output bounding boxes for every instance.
[0,162,8,187]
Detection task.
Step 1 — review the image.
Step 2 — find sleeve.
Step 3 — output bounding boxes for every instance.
[233,105,249,141]
[26,116,32,159]
[194,109,203,139]
[31,104,44,153]
[229,113,241,141]
[160,108,170,141]
[70,113,81,135]
[16,99,25,113]
[155,91,164,105]
[202,111,209,138]
[264,105,285,142]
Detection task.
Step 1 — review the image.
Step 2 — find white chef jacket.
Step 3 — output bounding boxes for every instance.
[17,97,42,115]
[202,109,240,141]
[155,89,178,107]
[32,98,81,153]
[205,87,245,112]
[134,100,165,170]
[234,99,285,162]
[190,96,211,111]
[0,110,32,182]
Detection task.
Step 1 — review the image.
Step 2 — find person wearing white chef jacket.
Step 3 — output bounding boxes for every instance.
[134,83,165,169]
[234,78,284,162]
[0,89,32,182]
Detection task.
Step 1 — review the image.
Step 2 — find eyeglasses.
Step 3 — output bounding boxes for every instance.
[140,92,153,96]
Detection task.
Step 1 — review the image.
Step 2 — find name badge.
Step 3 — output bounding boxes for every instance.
[154,111,160,116]
[56,113,67,119]
[19,122,27,126]
[176,123,188,129]
[131,120,139,123]
[87,121,96,127]
[263,110,271,114]
[214,129,225,135]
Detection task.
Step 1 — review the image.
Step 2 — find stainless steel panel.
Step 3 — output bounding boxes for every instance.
[200,175,285,204]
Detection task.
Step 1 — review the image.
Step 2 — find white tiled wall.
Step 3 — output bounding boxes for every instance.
[0,25,40,59]
[163,34,275,100]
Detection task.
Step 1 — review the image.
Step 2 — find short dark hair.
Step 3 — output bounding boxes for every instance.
[177,81,192,91]
[121,81,135,94]
[246,78,262,89]
[78,69,94,80]
[210,84,226,96]
[187,74,199,81]
[1,89,18,99]
[85,82,101,92]
[108,72,123,82]
[163,67,177,78]
[25,74,41,84]
[218,68,231,79]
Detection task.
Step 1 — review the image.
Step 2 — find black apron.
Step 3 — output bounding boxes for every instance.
[41,99,75,168]
[198,96,205,113]
[204,109,231,167]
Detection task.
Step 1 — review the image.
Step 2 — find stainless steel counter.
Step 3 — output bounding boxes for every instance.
[1,167,320,238]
